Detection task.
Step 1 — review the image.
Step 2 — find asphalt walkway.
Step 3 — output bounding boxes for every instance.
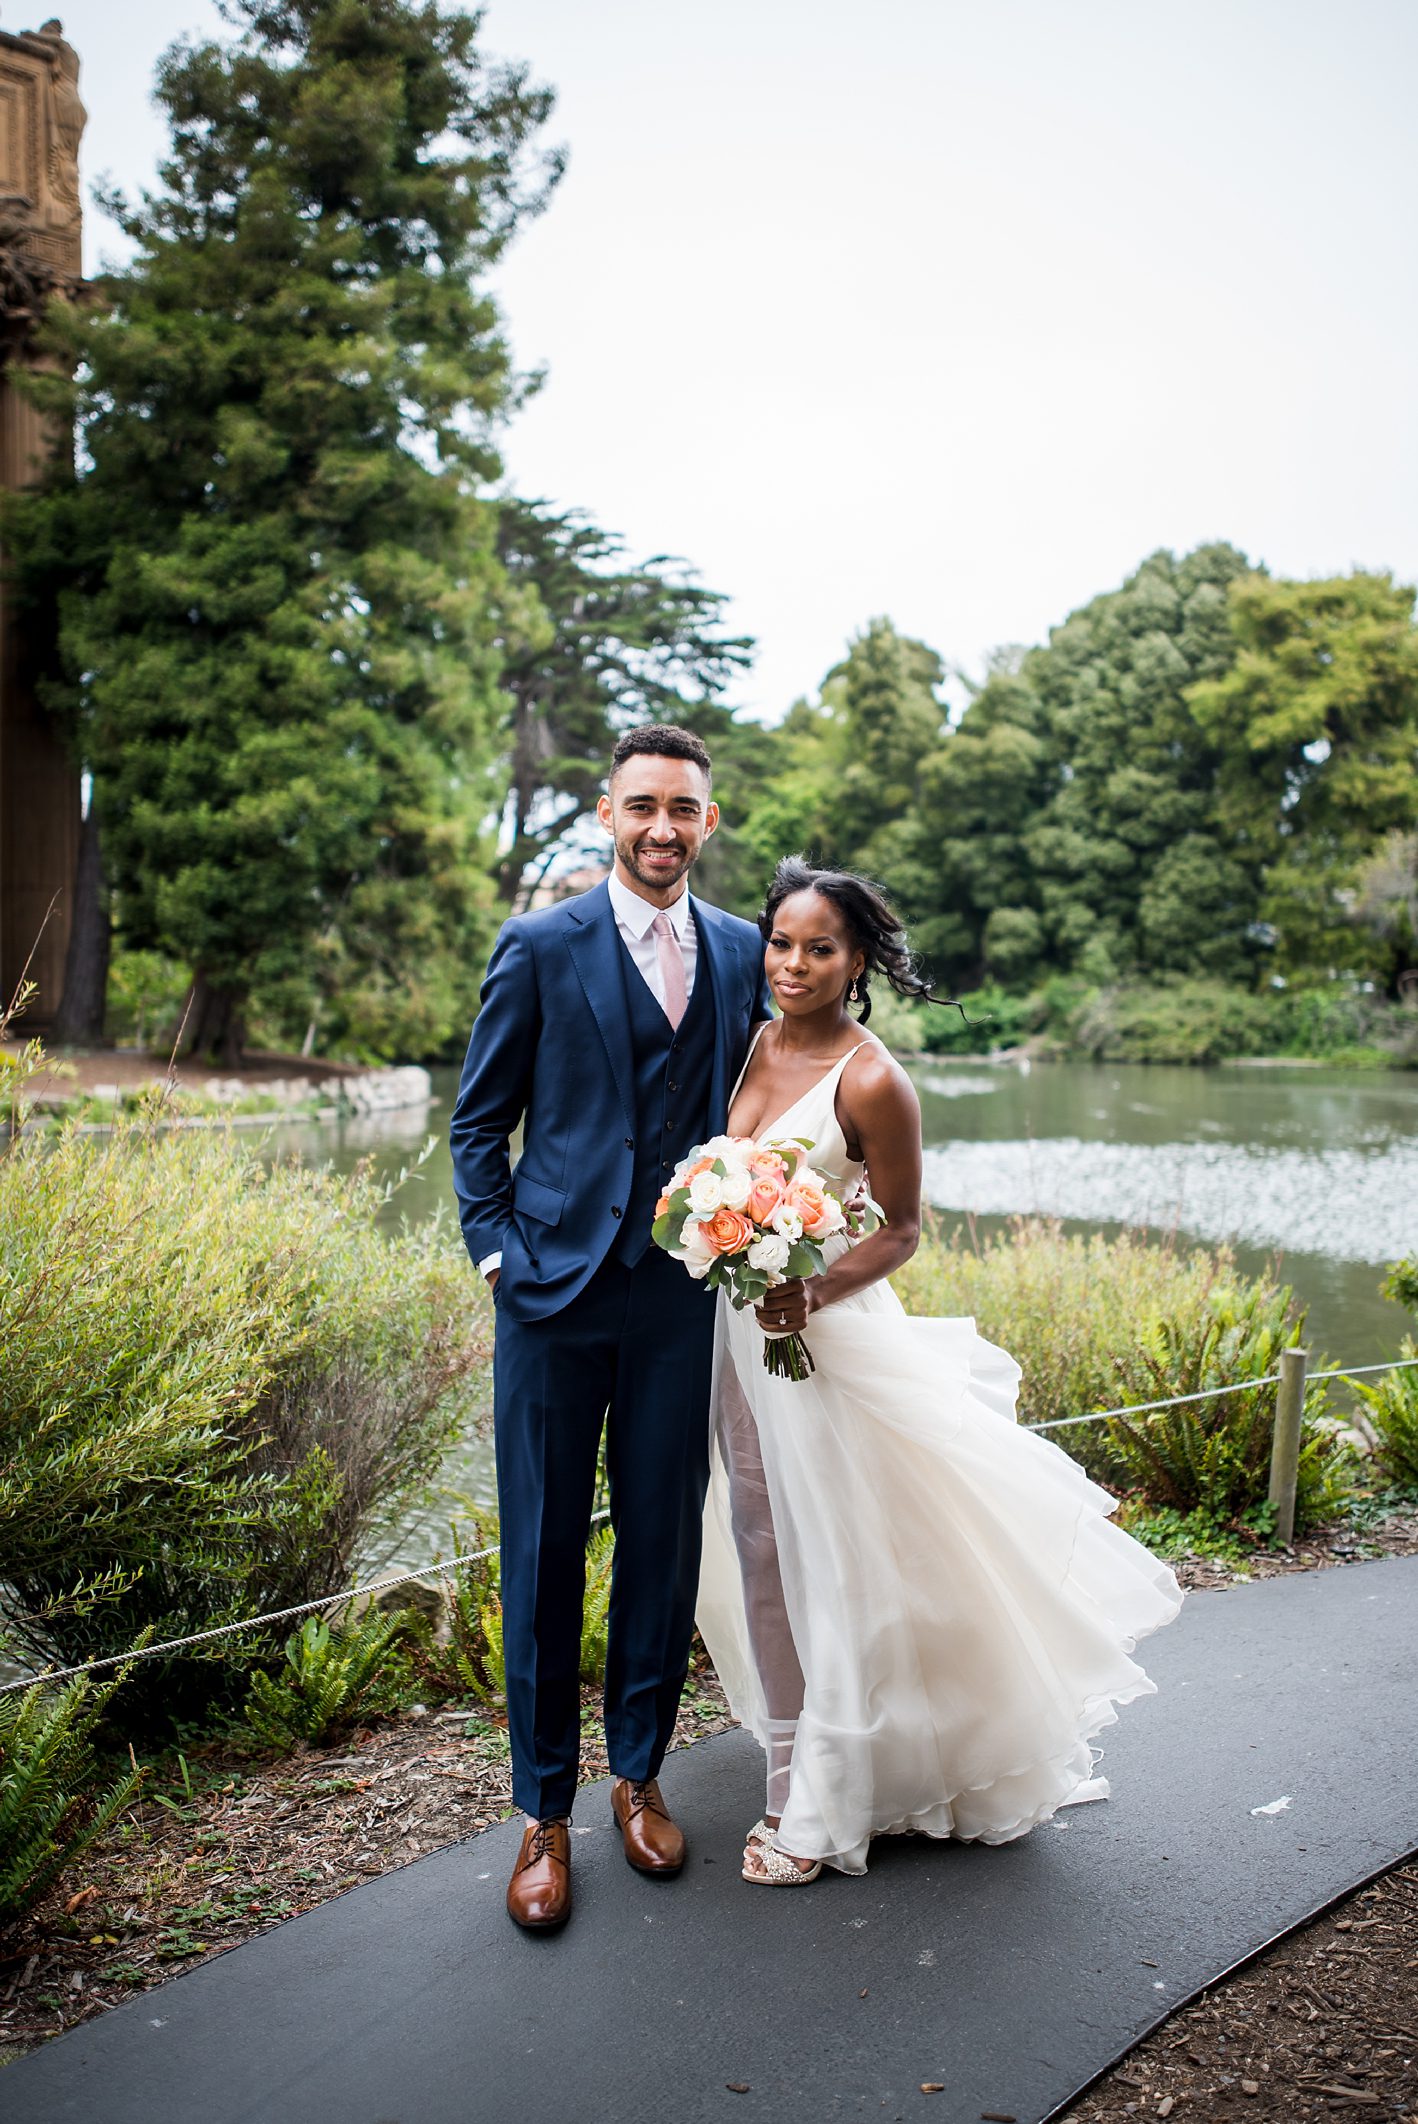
[7,1556,1417,2124]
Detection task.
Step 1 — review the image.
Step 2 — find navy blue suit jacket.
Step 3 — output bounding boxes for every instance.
[450,881,773,1322]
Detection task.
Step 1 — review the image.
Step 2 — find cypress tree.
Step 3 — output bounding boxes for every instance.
[14,0,560,1061]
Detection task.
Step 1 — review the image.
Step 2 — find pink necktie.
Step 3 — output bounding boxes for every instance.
[652,911,688,1030]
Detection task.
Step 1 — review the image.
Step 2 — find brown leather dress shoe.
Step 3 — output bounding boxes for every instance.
[506,1817,572,1930]
[611,1777,686,1875]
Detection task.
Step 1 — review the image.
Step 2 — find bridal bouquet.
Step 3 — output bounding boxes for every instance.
[652,1135,880,1380]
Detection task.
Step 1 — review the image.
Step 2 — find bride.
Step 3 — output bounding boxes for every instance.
[695,857,1183,1883]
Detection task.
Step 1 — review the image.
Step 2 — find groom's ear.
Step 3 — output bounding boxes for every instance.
[703,800,720,838]
[596,793,613,833]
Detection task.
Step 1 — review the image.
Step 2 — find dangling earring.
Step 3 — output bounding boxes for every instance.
[849,978,860,1005]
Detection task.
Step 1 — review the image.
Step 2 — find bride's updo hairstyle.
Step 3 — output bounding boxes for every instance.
[758,856,954,1025]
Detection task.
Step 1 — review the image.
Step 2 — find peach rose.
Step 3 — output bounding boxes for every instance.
[788,1180,832,1236]
[702,1206,756,1256]
[654,1192,673,1219]
[746,1174,787,1225]
[750,1149,788,1180]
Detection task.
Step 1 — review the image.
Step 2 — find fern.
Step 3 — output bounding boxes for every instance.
[0,1671,143,1923]
[1353,1340,1418,1491]
[244,1607,409,1748]
[579,1525,615,1684]
[1104,1283,1351,1529]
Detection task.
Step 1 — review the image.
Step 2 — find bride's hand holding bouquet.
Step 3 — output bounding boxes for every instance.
[652,1134,881,1379]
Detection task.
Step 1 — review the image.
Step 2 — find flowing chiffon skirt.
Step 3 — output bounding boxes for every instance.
[696,1242,1184,1875]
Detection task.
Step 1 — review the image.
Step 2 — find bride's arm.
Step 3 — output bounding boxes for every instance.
[752,1048,922,1331]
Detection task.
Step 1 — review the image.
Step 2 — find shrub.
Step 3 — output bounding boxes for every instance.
[1103,1284,1350,1529]
[1352,1257,1418,1491]
[413,1513,618,1708]
[1069,981,1276,1064]
[898,1218,1259,1477]
[1353,1351,1418,1491]
[896,1218,1355,1530]
[0,1671,143,1925]
[0,1123,492,1725]
[243,1608,411,1748]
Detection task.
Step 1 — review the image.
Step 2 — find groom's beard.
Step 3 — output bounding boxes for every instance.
[616,835,695,892]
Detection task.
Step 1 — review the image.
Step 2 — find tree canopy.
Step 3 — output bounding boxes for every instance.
[14,0,561,1061]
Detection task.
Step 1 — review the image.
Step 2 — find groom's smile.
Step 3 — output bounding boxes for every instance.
[596,752,720,905]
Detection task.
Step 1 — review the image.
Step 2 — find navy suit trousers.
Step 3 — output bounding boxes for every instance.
[492,1245,717,1819]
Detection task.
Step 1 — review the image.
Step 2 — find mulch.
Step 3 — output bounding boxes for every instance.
[2,1517,1416,2094]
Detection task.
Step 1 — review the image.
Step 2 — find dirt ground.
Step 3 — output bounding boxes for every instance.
[2,1521,1416,2092]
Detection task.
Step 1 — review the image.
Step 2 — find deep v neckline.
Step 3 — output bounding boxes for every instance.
[730,1024,871,1141]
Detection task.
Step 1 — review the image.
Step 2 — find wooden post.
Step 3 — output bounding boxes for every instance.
[1267,1345,1309,1547]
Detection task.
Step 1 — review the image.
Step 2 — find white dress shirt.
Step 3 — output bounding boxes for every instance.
[480,875,698,1279]
[607,869,698,1008]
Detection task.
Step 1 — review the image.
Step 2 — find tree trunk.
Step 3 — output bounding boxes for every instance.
[52,805,110,1047]
[182,972,246,1069]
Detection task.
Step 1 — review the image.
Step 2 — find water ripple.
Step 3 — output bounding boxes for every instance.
[920,1138,1415,1264]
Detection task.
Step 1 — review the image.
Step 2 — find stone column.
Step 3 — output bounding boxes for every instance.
[0,19,85,1027]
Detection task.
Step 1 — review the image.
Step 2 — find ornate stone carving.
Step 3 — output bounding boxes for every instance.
[0,18,85,341]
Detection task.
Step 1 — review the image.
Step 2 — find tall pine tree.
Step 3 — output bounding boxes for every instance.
[13,0,560,1061]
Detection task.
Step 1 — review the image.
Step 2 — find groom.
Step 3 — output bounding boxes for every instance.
[450,725,772,1929]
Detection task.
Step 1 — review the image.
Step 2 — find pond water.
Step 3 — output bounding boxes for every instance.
[275,1058,1415,1569]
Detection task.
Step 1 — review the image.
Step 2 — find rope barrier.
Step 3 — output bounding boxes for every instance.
[1024,1356,1418,1433]
[6,1355,1417,1699]
[0,1513,612,1697]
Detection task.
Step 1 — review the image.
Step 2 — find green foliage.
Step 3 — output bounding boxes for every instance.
[1189,571,1418,987]
[0,1671,143,1924]
[419,1526,506,1706]
[720,547,1416,1020]
[9,0,561,1062]
[413,1509,616,1709]
[899,1218,1235,1473]
[1103,1290,1350,1529]
[1353,1257,1418,1491]
[1069,981,1276,1064]
[578,1525,615,1686]
[1353,1347,1418,1492]
[244,1607,410,1748]
[493,501,752,908]
[0,1123,491,1724]
[103,951,191,1052]
[896,1218,1356,1536]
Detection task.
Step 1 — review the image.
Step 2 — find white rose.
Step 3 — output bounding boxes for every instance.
[769,1203,803,1241]
[818,1195,847,1235]
[687,1170,724,1215]
[747,1232,791,1275]
[698,1134,739,1161]
[718,1164,752,1210]
[676,1219,717,1279]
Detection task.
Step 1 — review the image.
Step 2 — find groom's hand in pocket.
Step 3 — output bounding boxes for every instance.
[755,1277,811,1333]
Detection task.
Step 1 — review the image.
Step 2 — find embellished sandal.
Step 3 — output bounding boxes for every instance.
[741,1824,823,1886]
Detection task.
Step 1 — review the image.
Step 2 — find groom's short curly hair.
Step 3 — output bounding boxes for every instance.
[610,724,712,783]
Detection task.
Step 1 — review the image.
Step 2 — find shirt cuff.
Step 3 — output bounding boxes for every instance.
[478,1252,502,1277]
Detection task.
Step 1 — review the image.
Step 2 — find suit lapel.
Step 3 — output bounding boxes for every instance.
[564,883,635,1127]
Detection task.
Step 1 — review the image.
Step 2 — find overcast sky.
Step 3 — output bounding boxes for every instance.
[53,0,1418,717]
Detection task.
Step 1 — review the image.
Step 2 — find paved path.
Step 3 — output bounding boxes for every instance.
[7,1558,1417,2124]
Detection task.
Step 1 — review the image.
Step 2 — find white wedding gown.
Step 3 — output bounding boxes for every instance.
[695,1037,1184,1874]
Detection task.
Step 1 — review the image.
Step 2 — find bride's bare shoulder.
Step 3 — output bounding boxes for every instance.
[840,1033,919,1119]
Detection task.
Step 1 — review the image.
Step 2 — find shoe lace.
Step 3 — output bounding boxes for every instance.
[527,1819,564,1865]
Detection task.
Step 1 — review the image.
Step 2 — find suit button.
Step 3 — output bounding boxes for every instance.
[668,1081,679,1093]
[662,1159,672,1171]
[611,1205,622,1219]
[664,1120,675,1132]
[624,1137,634,1149]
